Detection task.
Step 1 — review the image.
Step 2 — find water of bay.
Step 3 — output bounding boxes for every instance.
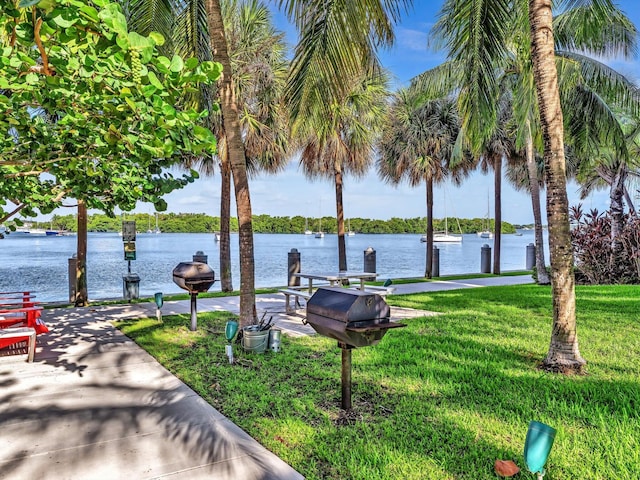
[0,231,545,302]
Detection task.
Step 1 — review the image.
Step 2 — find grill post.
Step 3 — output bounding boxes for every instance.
[340,342,354,410]
[190,293,198,331]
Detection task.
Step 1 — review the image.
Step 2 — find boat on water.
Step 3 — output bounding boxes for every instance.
[477,193,493,239]
[314,216,324,238]
[421,193,463,243]
[7,227,47,236]
[347,219,355,236]
[214,232,221,242]
[422,232,463,243]
[304,218,313,235]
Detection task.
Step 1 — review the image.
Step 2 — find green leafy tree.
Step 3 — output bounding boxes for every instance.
[1,0,221,304]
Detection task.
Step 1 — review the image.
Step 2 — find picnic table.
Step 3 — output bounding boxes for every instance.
[279,271,383,314]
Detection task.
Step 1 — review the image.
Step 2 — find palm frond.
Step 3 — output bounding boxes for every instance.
[554,0,638,59]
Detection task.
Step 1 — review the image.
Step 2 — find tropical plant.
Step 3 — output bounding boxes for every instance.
[529,0,585,371]
[570,204,640,284]
[203,0,257,326]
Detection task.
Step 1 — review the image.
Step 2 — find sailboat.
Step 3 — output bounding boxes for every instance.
[314,217,324,238]
[154,213,161,234]
[421,191,462,243]
[347,219,355,236]
[477,193,493,239]
[304,218,312,235]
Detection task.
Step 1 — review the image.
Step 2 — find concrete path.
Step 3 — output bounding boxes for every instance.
[0,274,532,480]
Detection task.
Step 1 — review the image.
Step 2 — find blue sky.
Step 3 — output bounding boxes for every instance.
[114,1,640,223]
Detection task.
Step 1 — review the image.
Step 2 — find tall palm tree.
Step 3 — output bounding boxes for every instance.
[279,0,411,270]
[125,0,287,324]
[204,0,257,326]
[424,0,635,370]
[177,0,290,291]
[298,71,388,271]
[378,91,465,277]
[529,0,585,371]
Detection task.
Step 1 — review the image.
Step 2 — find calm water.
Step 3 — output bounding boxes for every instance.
[0,231,545,302]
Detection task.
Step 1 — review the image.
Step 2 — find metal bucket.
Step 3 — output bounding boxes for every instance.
[242,326,269,354]
[268,328,282,353]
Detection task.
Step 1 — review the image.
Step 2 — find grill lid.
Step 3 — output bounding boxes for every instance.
[306,287,390,324]
[172,262,215,293]
[305,287,403,347]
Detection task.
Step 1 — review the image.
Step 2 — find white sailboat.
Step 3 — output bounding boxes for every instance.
[421,190,463,243]
[477,193,493,239]
[304,218,312,235]
[154,213,161,234]
[347,219,355,236]
[314,217,324,238]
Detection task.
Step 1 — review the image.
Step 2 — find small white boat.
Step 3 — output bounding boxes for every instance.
[214,232,221,242]
[478,230,493,239]
[421,211,463,244]
[314,231,324,238]
[304,218,313,235]
[347,219,355,236]
[9,227,47,236]
[422,232,463,243]
[304,230,313,235]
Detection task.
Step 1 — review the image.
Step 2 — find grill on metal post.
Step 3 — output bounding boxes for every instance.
[172,261,215,331]
[306,287,405,410]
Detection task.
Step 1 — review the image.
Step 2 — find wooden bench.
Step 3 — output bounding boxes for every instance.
[278,287,313,314]
[349,285,396,296]
[0,327,36,362]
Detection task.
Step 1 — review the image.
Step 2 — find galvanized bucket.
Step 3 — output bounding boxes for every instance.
[268,328,282,353]
[242,326,269,354]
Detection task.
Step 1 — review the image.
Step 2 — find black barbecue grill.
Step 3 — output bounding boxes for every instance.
[306,287,405,409]
[172,261,215,331]
[306,287,402,347]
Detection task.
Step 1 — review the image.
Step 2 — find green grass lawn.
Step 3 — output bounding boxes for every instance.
[116,284,640,479]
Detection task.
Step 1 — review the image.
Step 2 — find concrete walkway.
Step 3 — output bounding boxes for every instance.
[0,274,532,479]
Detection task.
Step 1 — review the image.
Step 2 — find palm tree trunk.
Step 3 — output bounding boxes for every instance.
[610,163,626,265]
[493,155,502,275]
[75,200,88,307]
[529,0,585,372]
[219,154,233,292]
[425,177,434,278]
[206,0,256,326]
[334,164,347,271]
[525,119,550,284]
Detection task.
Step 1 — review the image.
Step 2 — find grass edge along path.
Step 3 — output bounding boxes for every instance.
[115,283,640,480]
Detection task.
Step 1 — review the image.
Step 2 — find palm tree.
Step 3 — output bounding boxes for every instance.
[424,0,636,371]
[278,0,412,123]
[279,0,411,270]
[298,71,388,271]
[203,0,257,326]
[378,91,465,277]
[176,0,290,292]
[125,0,288,324]
[529,0,585,371]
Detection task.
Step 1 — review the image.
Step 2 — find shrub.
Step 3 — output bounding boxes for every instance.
[570,205,640,284]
